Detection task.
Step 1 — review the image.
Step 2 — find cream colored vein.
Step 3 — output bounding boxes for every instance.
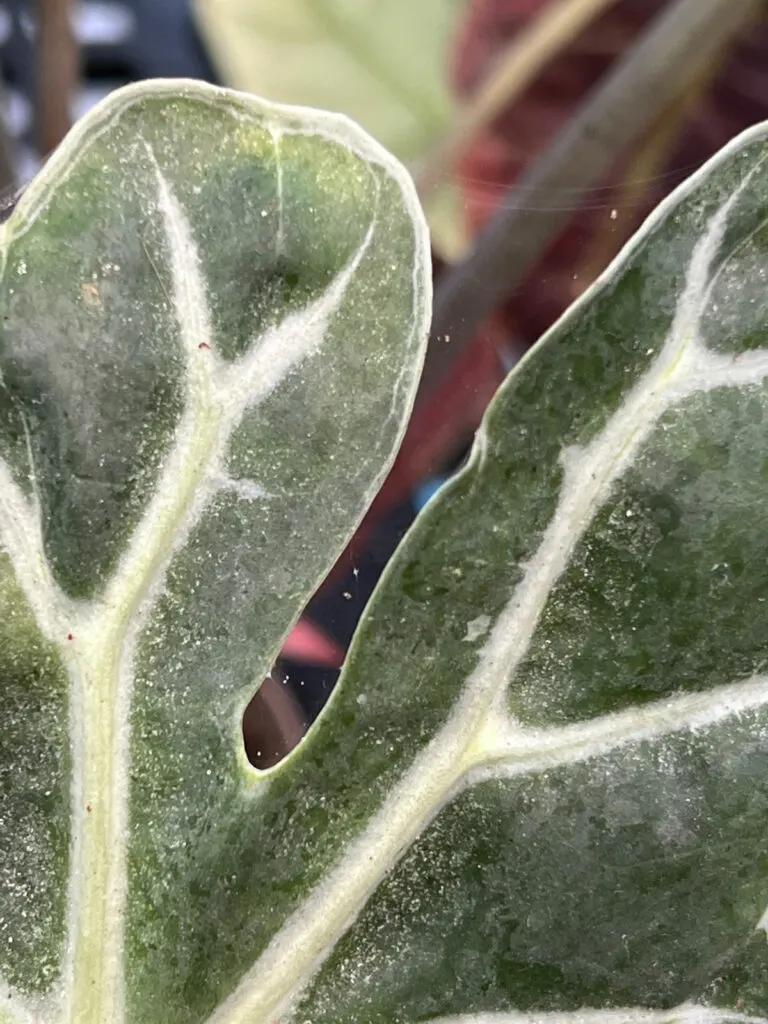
[423,1006,768,1024]
[207,149,768,1024]
[62,150,376,1024]
[468,673,768,783]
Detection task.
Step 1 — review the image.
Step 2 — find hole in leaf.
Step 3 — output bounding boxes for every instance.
[242,494,426,770]
[243,618,344,771]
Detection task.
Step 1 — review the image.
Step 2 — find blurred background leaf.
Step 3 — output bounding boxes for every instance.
[193,0,470,258]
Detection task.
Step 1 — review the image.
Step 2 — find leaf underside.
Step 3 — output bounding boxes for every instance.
[0,80,430,1024]
[5,82,768,1024]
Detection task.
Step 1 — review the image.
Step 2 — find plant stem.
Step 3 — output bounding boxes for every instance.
[416,0,619,198]
[36,0,80,156]
[424,0,762,395]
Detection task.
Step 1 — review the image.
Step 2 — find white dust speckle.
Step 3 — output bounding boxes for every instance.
[463,614,491,643]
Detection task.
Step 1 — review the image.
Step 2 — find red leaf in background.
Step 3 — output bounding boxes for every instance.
[282,618,345,669]
[454,0,768,344]
[350,2,768,535]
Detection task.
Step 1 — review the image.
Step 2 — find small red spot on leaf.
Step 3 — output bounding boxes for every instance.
[86,804,92,814]
[67,633,74,641]
[198,342,210,350]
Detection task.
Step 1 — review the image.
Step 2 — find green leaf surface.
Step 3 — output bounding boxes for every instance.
[8,79,768,1024]
[0,79,429,1024]
[266,126,768,1024]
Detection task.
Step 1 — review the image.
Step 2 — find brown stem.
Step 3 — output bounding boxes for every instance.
[35,0,80,156]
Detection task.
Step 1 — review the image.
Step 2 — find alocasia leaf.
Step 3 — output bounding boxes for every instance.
[0,80,430,1023]
[7,82,768,1024]
[280,123,768,1023]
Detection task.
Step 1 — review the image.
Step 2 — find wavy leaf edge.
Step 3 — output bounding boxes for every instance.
[223,121,768,1024]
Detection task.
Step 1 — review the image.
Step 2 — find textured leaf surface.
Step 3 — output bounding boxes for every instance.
[251,125,768,1024]
[0,80,430,1024]
[193,0,469,258]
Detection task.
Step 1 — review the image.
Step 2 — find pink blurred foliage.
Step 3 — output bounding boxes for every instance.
[454,0,768,342]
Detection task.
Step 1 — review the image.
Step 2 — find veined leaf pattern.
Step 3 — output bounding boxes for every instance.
[265,128,768,1023]
[0,81,429,1024]
[5,81,768,1024]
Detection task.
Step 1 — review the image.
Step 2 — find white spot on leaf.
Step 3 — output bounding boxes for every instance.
[463,615,491,643]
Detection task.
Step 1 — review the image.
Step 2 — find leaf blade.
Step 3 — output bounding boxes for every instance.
[282,123,768,1022]
[0,79,430,1024]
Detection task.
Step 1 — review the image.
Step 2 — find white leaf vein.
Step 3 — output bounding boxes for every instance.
[209,141,768,1024]
[422,1007,767,1024]
[0,142,378,1024]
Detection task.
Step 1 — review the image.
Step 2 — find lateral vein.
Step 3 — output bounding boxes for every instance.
[420,1006,768,1024]
[208,145,768,1024]
[468,673,768,782]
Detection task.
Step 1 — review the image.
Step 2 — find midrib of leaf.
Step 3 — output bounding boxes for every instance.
[64,410,222,1024]
[59,143,379,1024]
[65,153,223,1023]
[206,150,768,1024]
